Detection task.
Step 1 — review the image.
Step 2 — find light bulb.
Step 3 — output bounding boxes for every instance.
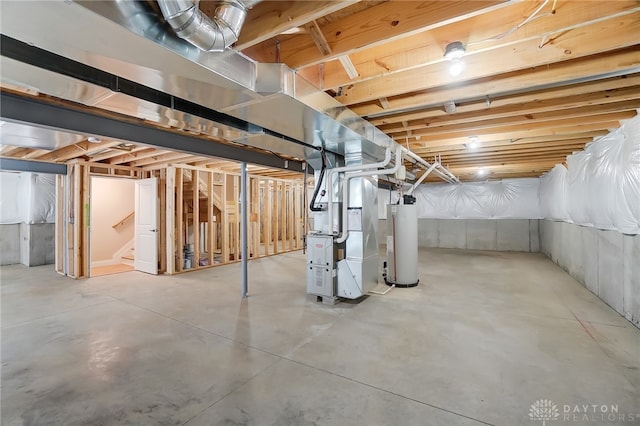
[449,59,465,76]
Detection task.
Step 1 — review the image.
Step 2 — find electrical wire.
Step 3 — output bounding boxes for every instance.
[467,0,552,47]
[309,149,327,212]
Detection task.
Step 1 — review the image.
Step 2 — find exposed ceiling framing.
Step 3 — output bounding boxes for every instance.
[1,0,639,183]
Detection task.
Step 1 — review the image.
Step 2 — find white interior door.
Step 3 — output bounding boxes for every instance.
[135,177,158,275]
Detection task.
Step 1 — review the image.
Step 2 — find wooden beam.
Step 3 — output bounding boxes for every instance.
[415,132,607,153]
[244,1,506,68]
[394,110,637,142]
[377,84,640,131]
[192,169,200,269]
[159,168,167,274]
[311,1,640,90]
[403,122,625,148]
[235,0,359,50]
[176,168,184,272]
[34,140,121,162]
[361,73,640,119]
[304,20,332,56]
[208,171,215,266]
[105,148,166,165]
[336,17,640,106]
[128,152,196,168]
[384,100,640,135]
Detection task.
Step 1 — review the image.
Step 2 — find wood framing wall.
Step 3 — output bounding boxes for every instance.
[149,164,306,274]
[56,161,305,278]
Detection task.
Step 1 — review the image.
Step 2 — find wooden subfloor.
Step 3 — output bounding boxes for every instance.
[91,263,134,277]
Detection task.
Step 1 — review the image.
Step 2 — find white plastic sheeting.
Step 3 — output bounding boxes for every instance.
[0,172,56,224]
[379,178,541,219]
[540,114,640,235]
[0,172,21,224]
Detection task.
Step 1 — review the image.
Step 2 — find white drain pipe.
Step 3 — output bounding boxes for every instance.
[336,146,403,243]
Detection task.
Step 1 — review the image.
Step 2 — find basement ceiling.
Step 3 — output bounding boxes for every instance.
[1,0,639,182]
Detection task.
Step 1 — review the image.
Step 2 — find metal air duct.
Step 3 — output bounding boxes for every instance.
[157,0,258,52]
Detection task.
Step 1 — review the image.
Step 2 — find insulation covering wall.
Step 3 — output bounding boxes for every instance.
[0,172,56,224]
[540,114,640,235]
[379,178,541,219]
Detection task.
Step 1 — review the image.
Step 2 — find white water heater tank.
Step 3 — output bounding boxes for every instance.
[386,203,419,287]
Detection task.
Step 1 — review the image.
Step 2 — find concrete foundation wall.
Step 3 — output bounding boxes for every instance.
[1,224,21,265]
[540,220,640,327]
[0,223,55,266]
[378,219,539,252]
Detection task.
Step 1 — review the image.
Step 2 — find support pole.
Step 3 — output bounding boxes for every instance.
[241,162,248,298]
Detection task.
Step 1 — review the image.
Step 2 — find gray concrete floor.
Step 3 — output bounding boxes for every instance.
[2,249,639,426]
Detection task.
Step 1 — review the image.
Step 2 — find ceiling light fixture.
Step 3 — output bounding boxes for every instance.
[477,168,486,176]
[468,136,479,149]
[87,136,101,143]
[444,41,466,77]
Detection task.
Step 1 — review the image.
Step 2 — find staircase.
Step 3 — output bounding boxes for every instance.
[121,245,135,266]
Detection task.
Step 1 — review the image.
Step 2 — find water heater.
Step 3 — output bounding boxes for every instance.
[385,202,419,287]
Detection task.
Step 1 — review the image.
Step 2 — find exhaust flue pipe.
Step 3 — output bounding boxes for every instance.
[157,0,255,52]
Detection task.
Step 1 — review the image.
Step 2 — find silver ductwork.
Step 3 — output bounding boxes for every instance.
[157,0,254,52]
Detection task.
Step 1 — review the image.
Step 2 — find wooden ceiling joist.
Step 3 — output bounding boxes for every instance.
[244,0,506,68]
[302,2,640,91]
[234,0,359,51]
[372,78,640,127]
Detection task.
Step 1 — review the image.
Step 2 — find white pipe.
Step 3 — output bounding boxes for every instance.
[370,284,395,295]
[336,146,403,243]
[327,146,392,235]
[407,162,438,195]
[402,147,459,184]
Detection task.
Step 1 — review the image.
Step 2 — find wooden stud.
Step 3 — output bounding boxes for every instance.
[159,168,167,274]
[55,174,64,274]
[288,183,294,251]
[221,174,229,263]
[192,169,200,269]
[265,180,272,256]
[207,171,215,267]
[72,164,81,278]
[176,167,184,272]
[166,166,176,274]
[81,164,90,278]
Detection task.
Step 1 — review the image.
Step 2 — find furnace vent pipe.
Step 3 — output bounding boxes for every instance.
[157,0,256,52]
[336,146,403,243]
[327,146,393,236]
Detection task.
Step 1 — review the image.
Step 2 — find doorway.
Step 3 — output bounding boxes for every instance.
[89,176,136,277]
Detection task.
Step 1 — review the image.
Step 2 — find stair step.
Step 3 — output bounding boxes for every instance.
[122,254,134,261]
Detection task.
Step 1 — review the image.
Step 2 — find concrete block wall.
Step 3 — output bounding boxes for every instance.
[1,224,21,265]
[540,220,640,327]
[0,223,55,266]
[378,219,539,252]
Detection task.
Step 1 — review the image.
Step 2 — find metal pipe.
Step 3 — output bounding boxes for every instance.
[407,162,438,195]
[336,146,403,243]
[240,161,248,297]
[157,0,254,52]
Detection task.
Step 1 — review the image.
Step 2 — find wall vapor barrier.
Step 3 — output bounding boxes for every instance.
[379,178,541,220]
[0,172,56,224]
[540,114,640,235]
